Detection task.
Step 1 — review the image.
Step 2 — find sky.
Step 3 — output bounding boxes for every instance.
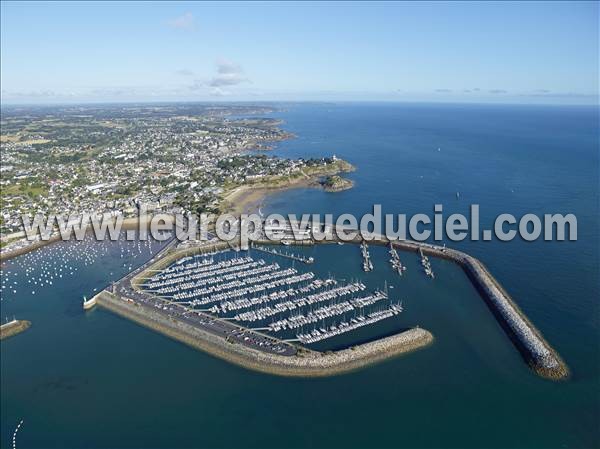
[1,1,598,105]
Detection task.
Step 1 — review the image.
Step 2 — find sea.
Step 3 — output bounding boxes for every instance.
[1,102,598,448]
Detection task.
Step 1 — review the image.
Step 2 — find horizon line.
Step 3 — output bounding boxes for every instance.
[1,98,598,108]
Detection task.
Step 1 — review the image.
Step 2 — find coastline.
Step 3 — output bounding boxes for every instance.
[219,159,355,216]
[221,179,315,216]
[0,154,567,381]
[0,186,570,381]
[0,159,354,261]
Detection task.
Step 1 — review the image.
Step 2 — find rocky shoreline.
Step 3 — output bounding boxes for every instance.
[320,175,354,192]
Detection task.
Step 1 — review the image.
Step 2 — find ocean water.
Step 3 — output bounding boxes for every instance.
[1,103,598,448]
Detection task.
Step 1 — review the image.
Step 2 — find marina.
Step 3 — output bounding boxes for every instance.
[0,220,569,380]
[251,244,314,264]
[138,248,405,345]
[79,225,569,380]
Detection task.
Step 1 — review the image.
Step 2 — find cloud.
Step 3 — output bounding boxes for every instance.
[167,12,195,30]
[188,79,205,91]
[489,89,507,94]
[521,90,597,99]
[2,89,62,98]
[175,68,194,76]
[187,59,249,91]
[434,89,453,93]
[210,87,229,97]
[187,81,231,97]
[90,88,130,96]
[209,58,249,87]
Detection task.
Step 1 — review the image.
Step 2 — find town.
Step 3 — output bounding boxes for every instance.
[0,104,350,250]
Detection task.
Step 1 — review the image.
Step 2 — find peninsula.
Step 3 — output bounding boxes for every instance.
[219,158,355,215]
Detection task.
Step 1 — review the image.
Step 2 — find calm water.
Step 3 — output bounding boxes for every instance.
[1,103,598,448]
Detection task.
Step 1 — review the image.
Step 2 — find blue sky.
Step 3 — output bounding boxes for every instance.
[1,1,598,104]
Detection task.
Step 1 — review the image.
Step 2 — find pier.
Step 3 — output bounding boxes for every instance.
[83,295,97,310]
[419,248,435,279]
[251,244,314,264]
[94,289,432,377]
[360,241,373,272]
[388,242,407,276]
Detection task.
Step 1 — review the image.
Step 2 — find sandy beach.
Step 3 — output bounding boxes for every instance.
[221,179,316,216]
[220,160,355,216]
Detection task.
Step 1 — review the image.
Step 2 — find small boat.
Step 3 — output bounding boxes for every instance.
[83,295,97,310]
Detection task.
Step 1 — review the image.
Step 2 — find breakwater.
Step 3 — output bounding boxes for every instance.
[257,220,569,380]
[330,235,568,380]
[95,290,433,377]
[388,239,568,380]
[253,230,568,380]
[0,320,31,340]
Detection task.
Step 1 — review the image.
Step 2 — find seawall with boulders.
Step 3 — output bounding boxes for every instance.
[95,290,433,377]
[340,235,568,380]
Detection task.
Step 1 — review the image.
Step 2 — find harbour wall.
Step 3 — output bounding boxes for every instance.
[304,234,568,380]
[95,291,433,377]
[385,239,568,380]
